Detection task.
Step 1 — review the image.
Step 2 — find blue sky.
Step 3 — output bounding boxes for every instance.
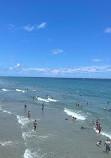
[0,0,111,78]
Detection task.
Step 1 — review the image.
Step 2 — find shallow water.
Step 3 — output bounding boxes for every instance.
[0,77,111,158]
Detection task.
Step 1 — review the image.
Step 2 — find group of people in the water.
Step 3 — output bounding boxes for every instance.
[91,120,102,133]
[96,139,111,152]
[24,97,46,131]
[25,93,110,153]
[24,103,37,131]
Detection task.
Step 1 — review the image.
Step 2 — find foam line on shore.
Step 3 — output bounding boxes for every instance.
[24,148,39,158]
[37,97,49,103]
[17,115,34,128]
[16,89,25,93]
[64,108,86,120]
[94,128,111,139]
[47,97,58,102]
[0,106,13,115]
[2,141,12,146]
[2,89,9,92]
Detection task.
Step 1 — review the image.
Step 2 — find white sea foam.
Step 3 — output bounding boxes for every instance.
[24,149,37,158]
[16,89,22,92]
[22,131,36,140]
[38,135,49,139]
[30,90,36,92]
[47,97,58,102]
[0,106,12,115]
[37,97,49,103]
[86,112,91,115]
[2,89,9,92]
[2,141,12,146]
[64,108,86,120]
[17,115,33,128]
[94,128,111,139]
[3,110,12,115]
[16,89,26,93]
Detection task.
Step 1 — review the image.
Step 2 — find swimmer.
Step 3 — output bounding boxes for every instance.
[96,141,102,146]
[42,103,44,110]
[104,139,110,152]
[104,106,107,110]
[81,126,87,129]
[97,123,102,133]
[72,117,76,120]
[28,111,30,118]
[91,121,95,125]
[65,118,68,120]
[81,126,90,129]
[51,95,54,99]
[24,104,27,108]
[34,120,37,131]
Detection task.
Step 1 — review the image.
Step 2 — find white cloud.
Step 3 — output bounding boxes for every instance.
[16,63,20,67]
[22,66,111,75]
[104,28,111,33]
[8,24,15,30]
[9,63,21,70]
[52,49,64,55]
[92,59,103,62]
[23,25,34,32]
[9,67,14,70]
[23,68,49,72]
[8,22,46,32]
[37,22,46,29]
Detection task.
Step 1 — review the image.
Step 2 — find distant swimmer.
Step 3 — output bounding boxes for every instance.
[28,111,30,118]
[87,102,88,105]
[42,103,44,110]
[104,106,107,110]
[81,126,89,129]
[96,120,99,127]
[81,126,90,129]
[97,123,102,133]
[91,121,95,125]
[51,95,54,99]
[104,140,110,152]
[72,117,77,120]
[96,141,102,146]
[24,104,27,109]
[34,120,37,131]
[65,118,68,120]
[33,96,34,100]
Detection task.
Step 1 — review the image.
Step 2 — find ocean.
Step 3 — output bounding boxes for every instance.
[0,77,111,158]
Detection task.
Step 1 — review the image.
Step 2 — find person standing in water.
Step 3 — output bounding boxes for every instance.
[34,120,37,131]
[42,103,44,110]
[28,111,30,118]
[104,140,110,152]
[24,104,27,110]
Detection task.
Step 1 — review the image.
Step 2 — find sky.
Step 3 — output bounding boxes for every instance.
[0,0,111,78]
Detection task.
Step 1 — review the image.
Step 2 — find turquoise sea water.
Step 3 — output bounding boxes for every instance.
[0,77,111,158]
